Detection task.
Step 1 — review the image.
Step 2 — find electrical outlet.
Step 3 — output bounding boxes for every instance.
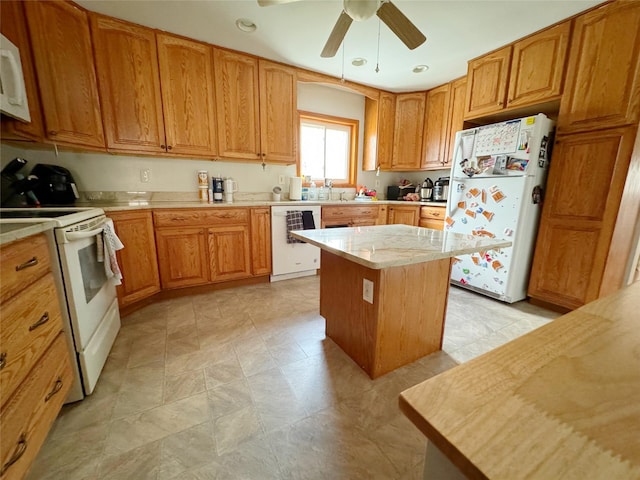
[363,279,374,304]
[140,168,151,183]
[375,179,380,188]
[278,175,285,185]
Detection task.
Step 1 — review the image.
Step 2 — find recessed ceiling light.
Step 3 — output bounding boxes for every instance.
[236,18,257,33]
[351,58,367,67]
[412,65,429,73]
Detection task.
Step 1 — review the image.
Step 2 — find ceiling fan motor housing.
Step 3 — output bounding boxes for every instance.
[343,0,381,21]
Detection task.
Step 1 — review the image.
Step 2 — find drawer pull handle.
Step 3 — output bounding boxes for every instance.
[1,433,27,475]
[15,257,38,271]
[29,312,50,331]
[45,377,64,402]
[0,352,6,370]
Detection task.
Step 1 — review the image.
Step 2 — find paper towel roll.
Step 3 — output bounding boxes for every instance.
[289,177,302,200]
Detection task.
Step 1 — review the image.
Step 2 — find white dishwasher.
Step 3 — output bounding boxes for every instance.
[270,205,321,282]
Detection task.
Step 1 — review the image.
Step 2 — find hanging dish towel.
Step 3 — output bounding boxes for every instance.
[101,218,125,285]
[301,210,316,230]
[286,210,304,244]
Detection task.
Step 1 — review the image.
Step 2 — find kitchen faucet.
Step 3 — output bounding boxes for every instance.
[325,178,333,201]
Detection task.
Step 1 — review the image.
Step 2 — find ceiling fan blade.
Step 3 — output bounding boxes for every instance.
[376,1,426,50]
[257,0,301,6]
[321,11,353,58]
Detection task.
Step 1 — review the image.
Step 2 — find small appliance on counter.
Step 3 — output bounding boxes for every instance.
[432,177,449,202]
[289,176,302,201]
[30,163,79,205]
[420,178,434,201]
[1,157,40,207]
[212,176,224,202]
[224,177,237,203]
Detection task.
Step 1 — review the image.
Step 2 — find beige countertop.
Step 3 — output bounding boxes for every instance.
[399,280,640,479]
[87,199,447,212]
[289,224,511,269]
[0,220,56,245]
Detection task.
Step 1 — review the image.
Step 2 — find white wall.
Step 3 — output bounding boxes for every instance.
[1,83,450,197]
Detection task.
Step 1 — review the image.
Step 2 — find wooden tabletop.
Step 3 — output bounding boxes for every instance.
[399,281,640,479]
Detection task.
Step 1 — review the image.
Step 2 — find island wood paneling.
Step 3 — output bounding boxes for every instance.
[320,250,451,378]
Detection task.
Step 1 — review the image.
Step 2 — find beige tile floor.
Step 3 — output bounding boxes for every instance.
[28,277,558,480]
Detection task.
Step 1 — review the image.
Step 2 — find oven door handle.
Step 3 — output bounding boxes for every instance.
[64,223,107,242]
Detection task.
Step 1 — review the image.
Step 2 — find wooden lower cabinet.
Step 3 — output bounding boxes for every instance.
[419,206,446,230]
[110,210,161,307]
[528,126,637,309]
[156,227,209,289]
[208,226,251,282]
[388,205,419,226]
[250,208,271,275]
[321,205,387,228]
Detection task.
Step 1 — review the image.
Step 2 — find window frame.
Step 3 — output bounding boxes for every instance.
[297,110,358,188]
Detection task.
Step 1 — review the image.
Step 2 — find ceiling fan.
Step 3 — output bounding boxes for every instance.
[257,0,426,58]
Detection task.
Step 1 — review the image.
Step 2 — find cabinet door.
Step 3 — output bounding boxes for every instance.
[388,205,419,226]
[157,34,217,157]
[507,21,571,109]
[363,96,379,172]
[558,1,640,133]
[208,226,252,282]
[392,93,426,170]
[422,84,451,170]
[528,127,636,310]
[444,77,467,165]
[156,227,209,289]
[24,1,104,148]
[214,49,261,160]
[464,46,512,119]
[250,208,271,276]
[259,60,297,164]
[110,210,160,307]
[91,15,166,154]
[0,1,45,142]
[378,92,396,170]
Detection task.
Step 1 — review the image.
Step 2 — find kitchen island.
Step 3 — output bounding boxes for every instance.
[290,224,511,378]
[399,280,640,479]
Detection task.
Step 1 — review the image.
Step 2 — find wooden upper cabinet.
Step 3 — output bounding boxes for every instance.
[422,84,451,170]
[507,21,571,109]
[91,15,166,154]
[109,210,160,307]
[378,92,396,170]
[157,34,217,157]
[214,49,261,160]
[24,0,104,148]
[558,1,640,134]
[258,60,297,164]
[464,46,512,119]
[363,91,395,171]
[444,76,467,165]
[528,126,636,310]
[0,1,45,142]
[392,92,426,170]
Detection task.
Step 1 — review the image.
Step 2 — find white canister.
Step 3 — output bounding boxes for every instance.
[224,178,237,203]
[289,177,302,201]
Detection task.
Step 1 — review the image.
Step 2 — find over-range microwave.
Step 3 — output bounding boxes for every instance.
[0,33,31,123]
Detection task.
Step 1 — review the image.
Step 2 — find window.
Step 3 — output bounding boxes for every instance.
[298,111,358,187]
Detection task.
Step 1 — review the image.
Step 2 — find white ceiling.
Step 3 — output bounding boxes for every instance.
[77,0,603,93]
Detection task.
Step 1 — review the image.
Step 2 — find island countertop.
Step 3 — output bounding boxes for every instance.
[399,280,640,479]
[290,224,511,269]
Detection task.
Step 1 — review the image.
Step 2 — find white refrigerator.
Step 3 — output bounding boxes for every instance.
[445,113,554,303]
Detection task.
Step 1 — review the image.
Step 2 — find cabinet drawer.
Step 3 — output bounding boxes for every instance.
[322,206,379,220]
[420,206,445,220]
[154,208,249,227]
[0,273,64,407]
[0,233,51,304]
[419,218,444,231]
[0,333,72,480]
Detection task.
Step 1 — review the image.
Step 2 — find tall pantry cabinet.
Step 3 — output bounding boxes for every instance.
[528,0,640,310]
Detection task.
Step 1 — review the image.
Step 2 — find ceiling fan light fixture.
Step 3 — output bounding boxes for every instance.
[351,57,367,66]
[412,64,429,73]
[235,18,257,32]
[343,0,381,22]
